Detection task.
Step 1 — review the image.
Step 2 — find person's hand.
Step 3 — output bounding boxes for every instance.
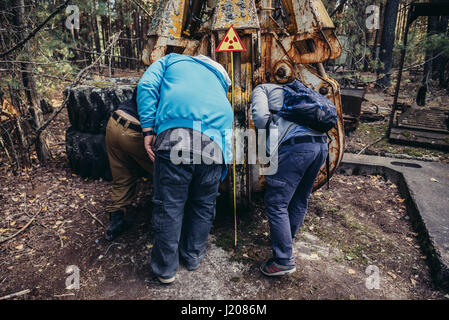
[143,131,156,162]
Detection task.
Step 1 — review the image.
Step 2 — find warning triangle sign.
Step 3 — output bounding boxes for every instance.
[215,26,246,52]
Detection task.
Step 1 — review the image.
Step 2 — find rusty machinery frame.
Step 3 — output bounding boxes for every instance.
[389,2,449,137]
[142,0,345,207]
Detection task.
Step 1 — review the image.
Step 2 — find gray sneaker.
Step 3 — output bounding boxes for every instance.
[260,258,296,277]
[158,275,176,284]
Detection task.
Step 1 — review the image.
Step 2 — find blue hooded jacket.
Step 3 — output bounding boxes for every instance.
[137,53,233,171]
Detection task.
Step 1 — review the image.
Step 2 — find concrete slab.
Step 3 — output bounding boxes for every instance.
[339,153,449,290]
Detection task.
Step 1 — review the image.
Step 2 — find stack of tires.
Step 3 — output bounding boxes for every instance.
[65,78,138,181]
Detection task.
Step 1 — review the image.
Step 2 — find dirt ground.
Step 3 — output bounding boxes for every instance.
[1,101,448,300]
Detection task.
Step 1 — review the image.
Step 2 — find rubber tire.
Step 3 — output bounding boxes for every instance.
[66,79,137,134]
[66,127,112,181]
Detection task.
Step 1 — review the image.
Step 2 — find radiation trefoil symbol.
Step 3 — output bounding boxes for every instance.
[215,26,246,52]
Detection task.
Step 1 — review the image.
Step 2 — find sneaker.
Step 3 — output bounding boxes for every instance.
[260,258,296,277]
[157,275,176,284]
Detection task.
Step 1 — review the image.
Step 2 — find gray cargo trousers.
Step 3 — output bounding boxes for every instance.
[149,150,223,279]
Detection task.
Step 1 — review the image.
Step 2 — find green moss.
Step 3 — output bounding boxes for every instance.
[401,131,413,139]
[90,81,112,88]
[405,148,424,157]
[214,230,235,250]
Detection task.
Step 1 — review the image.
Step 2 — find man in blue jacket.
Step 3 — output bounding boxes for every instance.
[137,53,233,284]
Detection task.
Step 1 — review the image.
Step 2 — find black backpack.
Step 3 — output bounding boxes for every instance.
[279,80,337,133]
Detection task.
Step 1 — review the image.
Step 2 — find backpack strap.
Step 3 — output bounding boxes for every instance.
[265,110,280,140]
[263,111,281,157]
[326,132,332,190]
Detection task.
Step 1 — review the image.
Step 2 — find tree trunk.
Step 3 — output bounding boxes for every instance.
[417,0,449,105]
[376,0,400,88]
[107,0,114,74]
[117,3,126,68]
[92,0,102,70]
[373,2,385,65]
[14,0,51,162]
[15,117,31,167]
[436,16,448,87]
[101,15,110,66]
[134,9,140,71]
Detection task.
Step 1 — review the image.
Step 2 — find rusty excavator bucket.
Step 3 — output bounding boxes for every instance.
[142,0,345,207]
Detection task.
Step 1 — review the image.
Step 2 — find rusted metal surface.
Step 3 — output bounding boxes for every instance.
[340,87,366,132]
[142,0,345,205]
[389,107,449,150]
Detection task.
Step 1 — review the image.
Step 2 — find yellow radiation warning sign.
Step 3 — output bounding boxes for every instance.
[215,26,246,52]
[214,25,245,248]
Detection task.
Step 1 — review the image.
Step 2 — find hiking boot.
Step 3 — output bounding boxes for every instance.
[158,275,176,284]
[260,258,296,277]
[105,210,130,241]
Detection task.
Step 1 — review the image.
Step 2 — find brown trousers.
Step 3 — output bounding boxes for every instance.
[105,114,153,213]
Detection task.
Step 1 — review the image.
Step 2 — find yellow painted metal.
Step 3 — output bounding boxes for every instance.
[210,0,259,31]
[147,0,188,39]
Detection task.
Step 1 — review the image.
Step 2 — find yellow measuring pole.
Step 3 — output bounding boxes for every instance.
[231,52,237,248]
[215,25,246,249]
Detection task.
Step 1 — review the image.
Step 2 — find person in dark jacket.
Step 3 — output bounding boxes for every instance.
[251,83,329,276]
[104,87,152,241]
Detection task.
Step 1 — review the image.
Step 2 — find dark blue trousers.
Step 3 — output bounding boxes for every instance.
[264,139,328,266]
[150,151,222,279]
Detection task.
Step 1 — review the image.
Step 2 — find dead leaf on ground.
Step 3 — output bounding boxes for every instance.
[347,269,356,274]
[387,271,397,279]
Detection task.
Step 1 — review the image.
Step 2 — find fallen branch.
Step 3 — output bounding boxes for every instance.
[70,47,141,61]
[0,209,43,244]
[357,136,387,155]
[104,242,123,256]
[0,289,31,300]
[355,52,446,86]
[130,0,153,18]
[331,0,349,17]
[85,208,105,228]
[54,293,75,298]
